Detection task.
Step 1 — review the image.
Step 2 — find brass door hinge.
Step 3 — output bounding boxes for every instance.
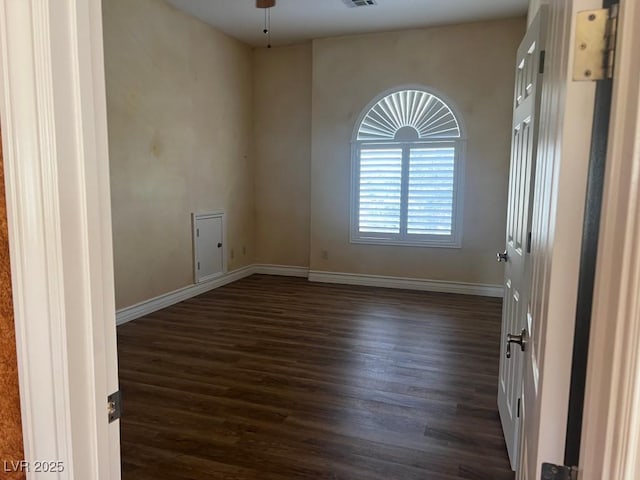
[573,4,618,81]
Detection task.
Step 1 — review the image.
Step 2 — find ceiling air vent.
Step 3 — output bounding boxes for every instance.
[342,0,377,7]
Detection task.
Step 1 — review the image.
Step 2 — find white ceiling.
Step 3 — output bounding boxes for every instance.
[166,0,529,47]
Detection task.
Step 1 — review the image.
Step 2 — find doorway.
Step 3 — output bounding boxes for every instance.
[3,2,636,478]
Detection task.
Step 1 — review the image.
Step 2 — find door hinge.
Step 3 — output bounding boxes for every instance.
[541,463,578,480]
[526,231,532,253]
[573,4,618,81]
[107,390,122,423]
[517,397,521,418]
[197,261,200,270]
[197,228,200,237]
[539,50,546,74]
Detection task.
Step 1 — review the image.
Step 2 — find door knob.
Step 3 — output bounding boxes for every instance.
[217,242,222,248]
[497,250,508,262]
[506,329,527,359]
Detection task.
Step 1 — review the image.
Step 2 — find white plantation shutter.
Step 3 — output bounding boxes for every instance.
[352,88,463,247]
[407,146,455,235]
[357,90,461,141]
[358,148,402,234]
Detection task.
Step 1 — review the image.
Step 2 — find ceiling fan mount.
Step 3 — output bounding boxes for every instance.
[256,0,275,8]
[256,0,275,48]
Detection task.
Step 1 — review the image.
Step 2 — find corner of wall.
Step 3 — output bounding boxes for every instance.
[251,43,313,268]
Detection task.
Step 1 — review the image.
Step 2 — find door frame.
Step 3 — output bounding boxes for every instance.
[517,1,601,478]
[579,0,640,478]
[565,0,617,466]
[522,1,640,478]
[1,0,640,479]
[0,0,120,478]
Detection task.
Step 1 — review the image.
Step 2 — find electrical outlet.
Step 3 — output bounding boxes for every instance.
[321,250,329,260]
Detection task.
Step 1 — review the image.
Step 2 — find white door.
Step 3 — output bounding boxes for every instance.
[194,213,225,282]
[497,7,547,470]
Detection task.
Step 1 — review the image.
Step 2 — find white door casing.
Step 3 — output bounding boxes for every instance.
[520,1,599,479]
[580,0,640,478]
[0,0,121,478]
[498,7,547,470]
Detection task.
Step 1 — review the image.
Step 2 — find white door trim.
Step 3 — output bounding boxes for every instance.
[0,0,120,478]
[518,1,600,478]
[580,1,640,478]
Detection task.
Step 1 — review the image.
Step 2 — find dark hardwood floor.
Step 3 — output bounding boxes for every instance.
[117,275,513,480]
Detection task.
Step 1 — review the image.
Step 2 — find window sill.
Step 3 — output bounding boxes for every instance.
[350,236,462,249]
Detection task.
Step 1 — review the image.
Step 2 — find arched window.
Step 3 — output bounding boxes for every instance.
[351,87,464,247]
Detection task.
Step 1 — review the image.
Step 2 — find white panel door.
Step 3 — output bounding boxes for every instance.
[497,7,547,470]
[194,213,224,282]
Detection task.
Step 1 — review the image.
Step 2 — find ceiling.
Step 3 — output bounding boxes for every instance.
[166,0,529,47]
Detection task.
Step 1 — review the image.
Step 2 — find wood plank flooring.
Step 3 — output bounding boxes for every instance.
[117,275,513,480]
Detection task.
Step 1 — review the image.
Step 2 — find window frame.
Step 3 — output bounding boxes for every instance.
[350,87,465,249]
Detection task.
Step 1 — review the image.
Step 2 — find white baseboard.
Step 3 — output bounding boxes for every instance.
[252,264,309,277]
[308,270,504,298]
[116,264,503,325]
[116,265,254,325]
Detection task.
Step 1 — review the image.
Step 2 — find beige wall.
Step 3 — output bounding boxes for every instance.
[106,6,525,308]
[310,18,525,285]
[253,44,312,267]
[104,0,254,309]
